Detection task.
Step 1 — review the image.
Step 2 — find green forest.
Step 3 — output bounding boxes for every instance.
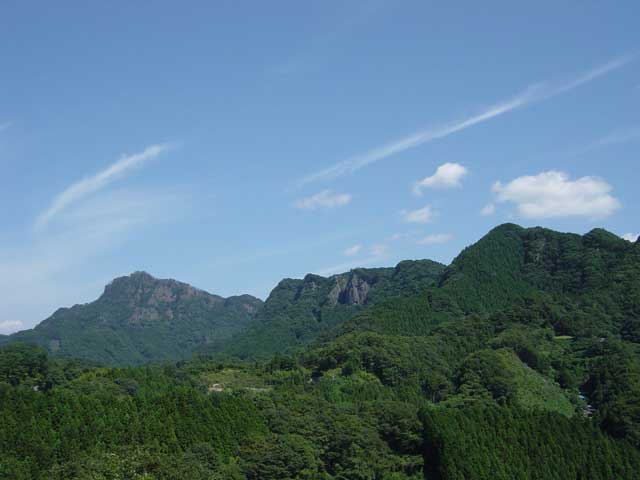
[2,224,640,479]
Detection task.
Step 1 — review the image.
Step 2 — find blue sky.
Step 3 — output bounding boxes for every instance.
[1,1,639,332]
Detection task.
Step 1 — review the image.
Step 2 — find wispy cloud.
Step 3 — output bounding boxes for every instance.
[401,205,434,224]
[294,190,352,210]
[35,144,171,230]
[0,186,190,330]
[418,233,453,245]
[480,203,496,216]
[570,126,640,157]
[294,54,635,188]
[370,243,388,256]
[390,232,410,241]
[344,244,362,256]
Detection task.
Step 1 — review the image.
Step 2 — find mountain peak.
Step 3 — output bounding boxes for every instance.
[3,272,263,365]
[129,270,156,280]
[102,271,212,305]
[487,222,525,235]
[583,228,628,251]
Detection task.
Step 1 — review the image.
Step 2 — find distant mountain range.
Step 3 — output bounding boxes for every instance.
[1,223,638,366]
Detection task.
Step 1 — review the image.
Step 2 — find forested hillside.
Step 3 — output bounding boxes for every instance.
[343,223,640,338]
[1,272,263,365]
[210,259,445,360]
[1,224,640,479]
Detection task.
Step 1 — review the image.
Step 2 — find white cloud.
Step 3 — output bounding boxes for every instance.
[294,54,635,188]
[401,205,434,224]
[413,162,468,195]
[370,244,388,256]
[480,203,496,216]
[35,144,171,230]
[493,171,621,219]
[0,320,23,332]
[294,190,352,210]
[622,233,639,242]
[390,232,409,241]
[344,244,362,256]
[418,233,453,245]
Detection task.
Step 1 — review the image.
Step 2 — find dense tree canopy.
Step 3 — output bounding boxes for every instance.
[2,224,640,478]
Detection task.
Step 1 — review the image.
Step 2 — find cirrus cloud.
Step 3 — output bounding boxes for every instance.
[370,244,388,256]
[480,203,496,216]
[35,144,172,230]
[492,171,621,219]
[413,162,468,195]
[401,205,434,224]
[293,54,635,189]
[343,244,362,256]
[418,233,453,245]
[294,190,352,210]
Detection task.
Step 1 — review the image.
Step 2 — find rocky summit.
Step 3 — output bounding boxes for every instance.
[1,271,263,365]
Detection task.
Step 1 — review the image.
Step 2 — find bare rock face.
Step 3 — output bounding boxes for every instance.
[104,271,217,306]
[338,273,371,305]
[326,277,347,306]
[100,271,224,326]
[326,273,371,307]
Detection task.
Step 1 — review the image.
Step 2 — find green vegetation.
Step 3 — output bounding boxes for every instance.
[2,224,640,478]
[422,406,640,479]
[208,259,445,360]
[1,272,263,365]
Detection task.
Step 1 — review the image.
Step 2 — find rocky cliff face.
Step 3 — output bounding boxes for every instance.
[97,271,227,326]
[212,259,446,359]
[104,271,217,304]
[328,273,372,306]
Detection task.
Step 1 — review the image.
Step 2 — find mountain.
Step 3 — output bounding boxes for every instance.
[1,272,263,365]
[290,224,640,457]
[3,224,640,478]
[207,259,446,359]
[345,223,640,338]
[438,223,637,314]
[4,224,637,366]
